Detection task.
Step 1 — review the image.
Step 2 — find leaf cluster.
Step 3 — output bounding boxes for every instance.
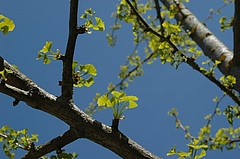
[0,126,38,159]
[37,41,61,64]
[0,15,15,35]
[167,139,207,159]
[97,91,138,119]
[80,8,105,34]
[72,61,97,88]
[219,16,234,32]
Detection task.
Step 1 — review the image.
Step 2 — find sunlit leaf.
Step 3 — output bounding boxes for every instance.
[121,95,138,101]
[93,17,105,31]
[83,64,97,76]
[84,76,94,87]
[40,41,52,53]
[128,100,138,108]
[112,91,125,98]
[97,94,108,106]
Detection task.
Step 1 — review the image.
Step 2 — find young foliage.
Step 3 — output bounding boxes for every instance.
[0,126,38,159]
[40,151,78,159]
[80,8,105,34]
[223,105,240,126]
[0,68,13,81]
[220,75,236,88]
[219,16,234,32]
[72,61,97,87]
[167,139,207,159]
[0,15,15,35]
[200,60,221,76]
[97,91,138,119]
[37,41,61,64]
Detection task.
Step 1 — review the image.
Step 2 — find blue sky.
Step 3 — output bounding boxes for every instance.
[0,0,238,158]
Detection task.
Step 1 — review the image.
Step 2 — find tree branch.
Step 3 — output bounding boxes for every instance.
[21,128,82,159]
[159,0,240,94]
[0,57,161,159]
[61,0,79,99]
[233,1,240,67]
[124,1,240,104]
[160,0,233,74]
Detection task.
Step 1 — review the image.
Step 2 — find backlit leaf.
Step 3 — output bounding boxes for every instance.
[83,64,97,76]
[97,94,108,106]
[128,100,138,108]
[40,41,52,53]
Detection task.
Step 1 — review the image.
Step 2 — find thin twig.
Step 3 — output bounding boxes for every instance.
[206,94,226,126]
[154,0,165,35]
[125,0,240,105]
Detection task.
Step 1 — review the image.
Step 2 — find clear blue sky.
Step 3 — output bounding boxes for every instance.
[0,0,237,158]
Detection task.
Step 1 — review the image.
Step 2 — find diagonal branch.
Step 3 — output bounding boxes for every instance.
[61,0,79,99]
[0,57,161,159]
[160,0,233,75]
[159,0,240,94]
[21,128,82,159]
[125,1,240,105]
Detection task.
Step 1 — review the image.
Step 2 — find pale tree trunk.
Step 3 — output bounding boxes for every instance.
[0,0,161,158]
[160,0,240,93]
[0,0,238,159]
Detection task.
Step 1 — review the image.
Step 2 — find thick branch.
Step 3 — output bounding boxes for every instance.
[160,0,233,74]
[61,0,79,99]
[159,0,240,94]
[21,128,81,159]
[233,1,240,66]
[125,1,240,103]
[0,57,161,159]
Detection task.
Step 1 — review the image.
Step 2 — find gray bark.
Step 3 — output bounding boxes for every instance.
[0,56,161,159]
[160,0,240,93]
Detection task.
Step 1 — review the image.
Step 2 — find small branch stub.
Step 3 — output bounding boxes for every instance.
[112,118,119,131]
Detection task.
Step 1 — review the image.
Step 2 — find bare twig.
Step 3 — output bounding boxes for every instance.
[206,94,226,126]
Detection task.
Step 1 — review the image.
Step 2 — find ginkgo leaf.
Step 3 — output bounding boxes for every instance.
[97,94,108,106]
[84,76,94,87]
[127,100,138,109]
[112,91,125,98]
[84,64,97,76]
[121,95,138,101]
[92,17,105,31]
[40,41,52,53]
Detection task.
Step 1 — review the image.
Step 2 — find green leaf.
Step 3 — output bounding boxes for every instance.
[121,95,138,101]
[112,91,125,98]
[40,41,52,53]
[43,54,51,64]
[0,15,15,35]
[197,149,207,158]
[128,100,138,108]
[97,94,108,106]
[84,76,94,87]
[3,16,15,31]
[83,64,97,76]
[92,17,105,31]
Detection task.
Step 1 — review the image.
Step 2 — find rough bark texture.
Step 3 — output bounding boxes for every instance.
[1,0,239,158]
[0,56,161,159]
[160,0,240,93]
[61,0,78,99]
